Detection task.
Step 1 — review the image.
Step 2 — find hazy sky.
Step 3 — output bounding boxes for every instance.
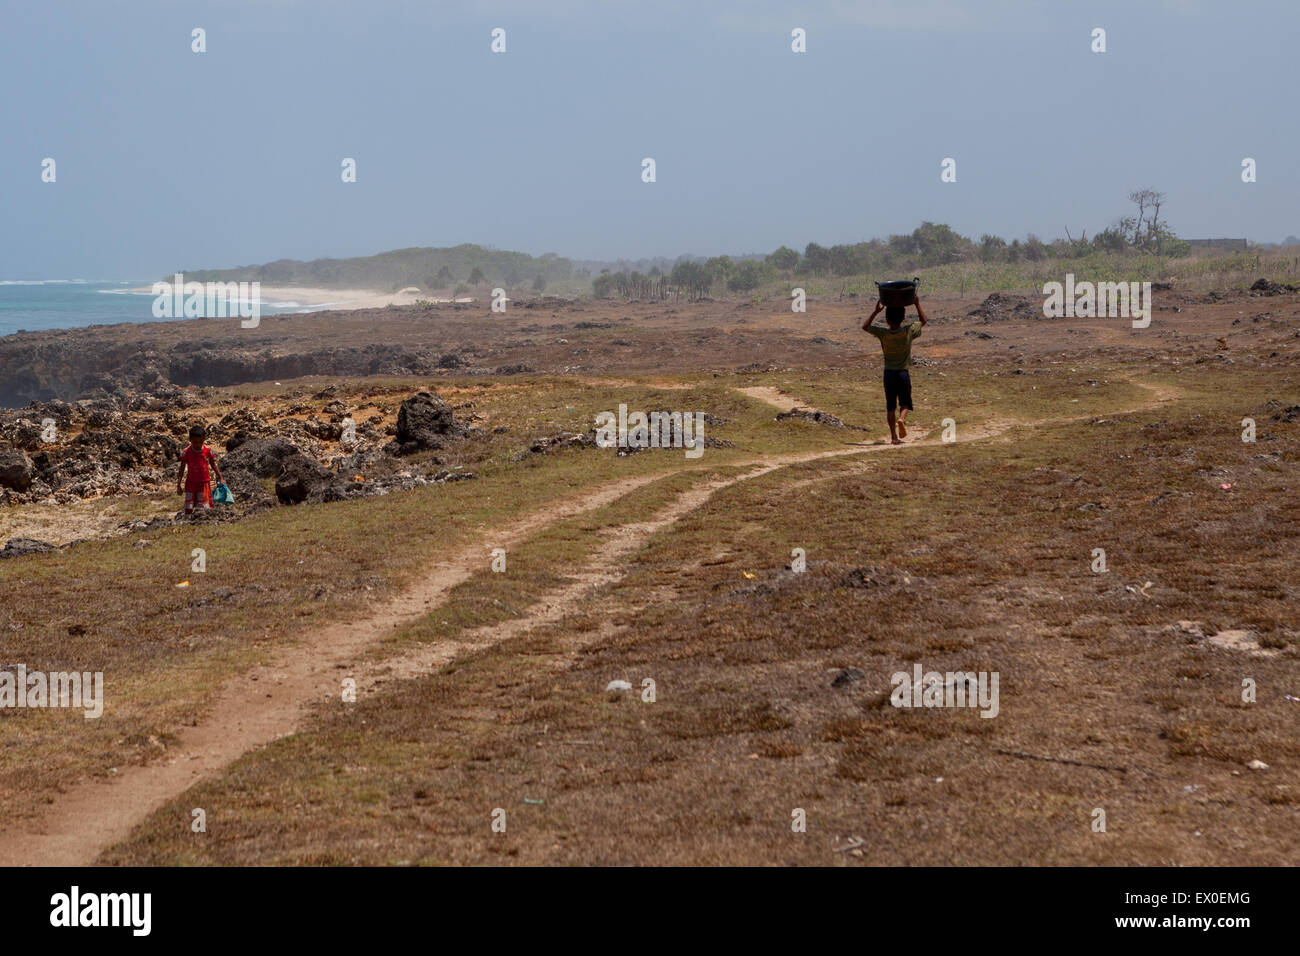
[1,0,1295,277]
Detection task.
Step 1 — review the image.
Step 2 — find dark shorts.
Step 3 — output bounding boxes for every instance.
[883,369,913,412]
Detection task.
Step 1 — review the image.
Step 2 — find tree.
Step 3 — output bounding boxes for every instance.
[705,256,734,295]
[532,275,546,292]
[728,260,764,292]
[888,233,918,259]
[468,266,486,284]
[861,238,894,274]
[1150,224,1189,257]
[802,242,831,274]
[1127,188,1168,251]
[436,265,453,285]
[1092,226,1128,254]
[766,246,799,273]
[978,234,1007,262]
[670,261,712,300]
[829,245,859,276]
[909,222,971,265]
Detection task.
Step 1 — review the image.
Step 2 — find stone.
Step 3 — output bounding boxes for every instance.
[832,668,866,688]
[388,391,462,455]
[0,447,35,490]
[0,537,55,559]
[274,454,334,504]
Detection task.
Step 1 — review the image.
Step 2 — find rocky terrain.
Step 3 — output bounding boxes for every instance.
[0,298,591,407]
[0,380,739,555]
[0,386,484,554]
[0,294,866,408]
[3,281,1296,555]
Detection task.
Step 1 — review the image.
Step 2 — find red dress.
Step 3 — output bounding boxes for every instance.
[180,444,216,506]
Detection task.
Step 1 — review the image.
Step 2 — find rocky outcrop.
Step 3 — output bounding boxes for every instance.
[0,537,55,559]
[967,293,1041,322]
[0,330,442,408]
[221,437,303,478]
[386,391,464,455]
[1249,277,1300,296]
[274,454,334,504]
[0,385,478,518]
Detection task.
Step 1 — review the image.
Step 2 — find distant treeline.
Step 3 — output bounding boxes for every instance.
[174,223,1293,303]
[180,244,574,292]
[594,221,1202,301]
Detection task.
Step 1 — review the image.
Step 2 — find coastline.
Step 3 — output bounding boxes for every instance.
[126,284,475,311]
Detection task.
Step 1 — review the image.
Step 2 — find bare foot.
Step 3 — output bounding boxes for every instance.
[898,419,908,438]
[891,437,903,445]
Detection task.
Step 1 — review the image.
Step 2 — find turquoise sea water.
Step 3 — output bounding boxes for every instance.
[0,280,326,339]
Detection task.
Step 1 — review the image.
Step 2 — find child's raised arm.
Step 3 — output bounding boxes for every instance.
[914,297,928,326]
[862,299,883,330]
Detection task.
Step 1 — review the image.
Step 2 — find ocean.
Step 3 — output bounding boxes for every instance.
[0,280,327,339]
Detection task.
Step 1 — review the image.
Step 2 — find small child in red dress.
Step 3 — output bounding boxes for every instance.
[177,424,223,514]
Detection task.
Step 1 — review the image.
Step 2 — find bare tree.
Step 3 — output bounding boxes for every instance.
[1148,191,1166,253]
[1128,188,1167,251]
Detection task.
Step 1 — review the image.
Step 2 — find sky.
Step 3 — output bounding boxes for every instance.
[1,0,1296,278]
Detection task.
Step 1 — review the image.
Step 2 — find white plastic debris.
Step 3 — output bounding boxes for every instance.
[1246,759,1269,771]
[605,680,633,692]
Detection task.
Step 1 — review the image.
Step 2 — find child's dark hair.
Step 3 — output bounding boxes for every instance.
[885,305,905,326]
[188,424,206,440]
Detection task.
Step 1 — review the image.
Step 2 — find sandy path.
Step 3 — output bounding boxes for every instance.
[0,473,663,866]
[733,385,810,412]
[0,380,1179,866]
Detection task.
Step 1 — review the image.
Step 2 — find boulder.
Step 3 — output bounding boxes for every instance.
[0,447,34,490]
[388,391,462,455]
[274,453,334,504]
[0,537,55,559]
[221,437,302,479]
[1250,278,1299,296]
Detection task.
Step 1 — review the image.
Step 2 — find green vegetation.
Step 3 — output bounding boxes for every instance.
[180,244,575,294]
[589,190,1290,301]
[594,236,1300,301]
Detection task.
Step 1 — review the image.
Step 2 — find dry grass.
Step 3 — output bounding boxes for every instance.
[4,290,1297,865]
[98,362,1300,866]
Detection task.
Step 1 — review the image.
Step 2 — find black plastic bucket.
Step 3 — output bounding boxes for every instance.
[875,277,920,307]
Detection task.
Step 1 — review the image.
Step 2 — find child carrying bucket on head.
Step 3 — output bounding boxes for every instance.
[862,289,927,445]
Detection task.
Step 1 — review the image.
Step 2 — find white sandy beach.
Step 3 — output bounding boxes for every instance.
[128,284,474,311]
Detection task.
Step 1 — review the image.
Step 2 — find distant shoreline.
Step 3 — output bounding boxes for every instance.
[126,284,474,311]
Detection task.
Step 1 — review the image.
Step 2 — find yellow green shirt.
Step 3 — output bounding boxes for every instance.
[866,322,922,370]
